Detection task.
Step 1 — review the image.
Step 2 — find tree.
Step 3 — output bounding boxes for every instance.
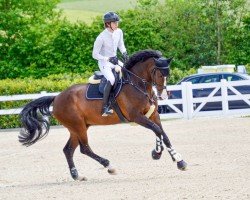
[225,14,250,65]
[198,0,249,65]
[0,0,62,78]
[0,0,249,79]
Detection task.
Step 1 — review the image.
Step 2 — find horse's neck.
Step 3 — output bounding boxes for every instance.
[130,60,151,82]
[129,60,153,92]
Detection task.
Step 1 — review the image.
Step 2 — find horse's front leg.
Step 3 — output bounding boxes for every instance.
[134,114,187,171]
[152,134,164,160]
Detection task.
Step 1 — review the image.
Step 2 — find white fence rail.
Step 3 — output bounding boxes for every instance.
[159,79,250,119]
[1,79,250,119]
[0,91,59,115]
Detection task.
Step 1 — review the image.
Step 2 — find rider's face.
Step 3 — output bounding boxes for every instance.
[110,21,119,30]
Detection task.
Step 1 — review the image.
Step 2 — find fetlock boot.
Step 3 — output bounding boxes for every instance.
[102,81,113,116]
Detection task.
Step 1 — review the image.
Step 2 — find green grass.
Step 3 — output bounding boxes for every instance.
[59,9,100,24]
[57,0,137,23]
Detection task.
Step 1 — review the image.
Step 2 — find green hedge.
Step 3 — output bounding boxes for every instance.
[0,73,91,95]
[0,73,91,129]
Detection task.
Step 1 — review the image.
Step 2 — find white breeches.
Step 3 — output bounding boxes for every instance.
[98,62,116,85]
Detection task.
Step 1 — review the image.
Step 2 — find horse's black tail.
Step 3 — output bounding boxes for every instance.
[19,96,55,147]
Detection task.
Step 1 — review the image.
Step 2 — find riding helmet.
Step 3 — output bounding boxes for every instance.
[103,12,120,23]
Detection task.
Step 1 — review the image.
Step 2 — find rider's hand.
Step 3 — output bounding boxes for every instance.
[108,56,118,65]
[122,52,129,63]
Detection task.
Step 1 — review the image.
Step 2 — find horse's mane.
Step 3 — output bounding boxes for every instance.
[124,49,162,70]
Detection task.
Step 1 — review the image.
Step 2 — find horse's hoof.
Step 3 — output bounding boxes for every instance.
[108,168,116,175]
[151,149,162,160]
[177,160,187,171]
[106,164,116,175]
[76,176,88,181]
[107,168,117,175]
[73,176,87,181]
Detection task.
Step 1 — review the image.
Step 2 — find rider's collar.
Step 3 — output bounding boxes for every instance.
[105,28,115,35]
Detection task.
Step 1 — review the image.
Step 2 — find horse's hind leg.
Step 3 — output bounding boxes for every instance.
[79,140,116,175]
[75,124,116,174]
[63,133,87,181]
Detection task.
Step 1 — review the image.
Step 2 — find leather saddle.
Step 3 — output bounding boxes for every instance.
[86,69,123,100]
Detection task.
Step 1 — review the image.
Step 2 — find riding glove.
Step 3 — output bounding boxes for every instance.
[108,56,118,65]
[122,52,129,63]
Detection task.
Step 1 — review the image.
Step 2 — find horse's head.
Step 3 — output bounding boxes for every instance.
[124,50,172,100]
[151,57,172,100]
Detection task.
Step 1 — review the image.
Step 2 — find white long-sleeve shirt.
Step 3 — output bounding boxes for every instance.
[92,28,126,64]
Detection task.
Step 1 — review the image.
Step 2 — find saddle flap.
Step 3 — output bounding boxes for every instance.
[86,78,123,100]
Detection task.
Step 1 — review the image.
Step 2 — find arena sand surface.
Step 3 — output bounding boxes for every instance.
[0,116,249,200]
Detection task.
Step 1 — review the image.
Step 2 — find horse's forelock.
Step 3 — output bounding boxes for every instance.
[124,50,162,69]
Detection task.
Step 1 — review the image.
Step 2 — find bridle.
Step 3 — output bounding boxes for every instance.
[150,67,167,91]
[121,64,168,103]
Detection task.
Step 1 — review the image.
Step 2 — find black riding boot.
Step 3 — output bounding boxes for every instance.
[102,81,113,116]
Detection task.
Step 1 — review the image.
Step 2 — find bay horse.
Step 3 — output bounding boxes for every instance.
[19,49,187,181]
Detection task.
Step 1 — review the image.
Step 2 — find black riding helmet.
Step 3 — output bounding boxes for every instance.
[103,12,120,23]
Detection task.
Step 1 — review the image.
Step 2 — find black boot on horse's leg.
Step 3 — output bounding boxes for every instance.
[102,81,113,117]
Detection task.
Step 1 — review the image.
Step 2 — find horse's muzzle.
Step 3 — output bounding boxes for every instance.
[157,89,168,100]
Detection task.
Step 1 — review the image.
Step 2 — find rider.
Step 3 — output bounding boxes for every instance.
[92,11,129,117]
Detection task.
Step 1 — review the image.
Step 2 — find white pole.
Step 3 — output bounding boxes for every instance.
[221,79,229,115]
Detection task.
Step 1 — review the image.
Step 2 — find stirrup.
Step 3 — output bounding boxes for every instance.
[102,107,114,117]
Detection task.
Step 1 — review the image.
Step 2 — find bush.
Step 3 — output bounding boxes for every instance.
[0,73,90,129]
[0,73,90,95]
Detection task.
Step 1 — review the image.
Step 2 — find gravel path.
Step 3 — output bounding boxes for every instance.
[0,116,249,200]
